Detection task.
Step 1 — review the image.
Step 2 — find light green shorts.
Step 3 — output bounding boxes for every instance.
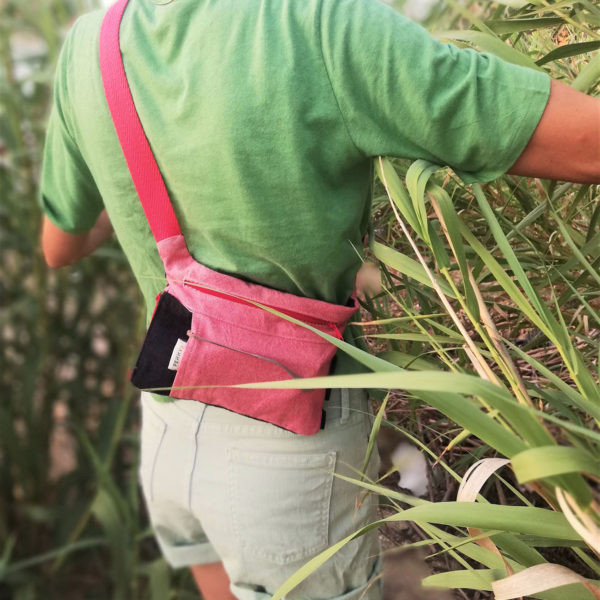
[139,388,382,599]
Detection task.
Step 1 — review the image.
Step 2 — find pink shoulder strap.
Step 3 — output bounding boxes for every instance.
[99,0,182,243]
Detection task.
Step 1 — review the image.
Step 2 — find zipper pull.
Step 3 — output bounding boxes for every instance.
[150,291,164,320]
[331,323,343,340]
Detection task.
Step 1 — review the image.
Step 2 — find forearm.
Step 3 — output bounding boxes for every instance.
[41,210,113,268]
[508,79,600,183]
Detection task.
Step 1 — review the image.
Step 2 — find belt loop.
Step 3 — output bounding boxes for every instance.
[340,388,350,424]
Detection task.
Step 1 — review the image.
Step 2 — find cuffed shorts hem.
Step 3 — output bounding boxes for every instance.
[330,554,382,600]
[156,537,221,569]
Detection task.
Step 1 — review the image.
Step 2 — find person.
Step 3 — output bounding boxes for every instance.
[40,0,599,598]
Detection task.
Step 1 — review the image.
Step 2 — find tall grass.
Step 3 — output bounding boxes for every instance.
[1,0,598,599]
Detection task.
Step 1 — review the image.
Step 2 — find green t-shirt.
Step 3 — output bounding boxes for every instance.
[41,0,550,318]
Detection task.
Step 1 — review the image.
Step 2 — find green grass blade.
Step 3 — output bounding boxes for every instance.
[430,184,480,319]
[231,371,554,449]
[472,185,551,322]
[439,30,542,70]
[406,160,441,243]
[371,241,456,297]
[360,392,389,480]
[270,520,384,600]
[484,17,565,35]
[423,570,595,600]
[422,568,501,591]
[572,52,600,93]
[148,559,171,600]
[167,369,527,456]
[536,41,600,66]
[91,489,134,600]
[271,502,582,599]
[393,503,581,541]
[375,158,421,233]
[511,446,600,482]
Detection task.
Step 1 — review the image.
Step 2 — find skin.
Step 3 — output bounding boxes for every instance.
[190,563,237,600]
[508,80,600,183]
[41,209,113,268]
[39,78,600,596]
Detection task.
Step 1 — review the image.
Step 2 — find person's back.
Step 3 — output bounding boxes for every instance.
[44,0,373,310]
[41,0,551,314]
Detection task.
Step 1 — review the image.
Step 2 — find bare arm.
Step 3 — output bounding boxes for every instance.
[41,210,113,268]
[508,79,600,183]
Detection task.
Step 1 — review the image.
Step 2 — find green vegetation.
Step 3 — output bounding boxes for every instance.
[1,0,599,599]
[269,2,600,598]
[1,1,193,598]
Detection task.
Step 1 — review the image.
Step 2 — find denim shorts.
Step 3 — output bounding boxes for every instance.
[139,388,382,599]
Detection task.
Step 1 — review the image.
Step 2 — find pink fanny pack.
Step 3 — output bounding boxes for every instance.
[99,0,358,434]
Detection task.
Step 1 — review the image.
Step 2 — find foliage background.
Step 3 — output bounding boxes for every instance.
[1,1,599,599]
[1,1,176,598]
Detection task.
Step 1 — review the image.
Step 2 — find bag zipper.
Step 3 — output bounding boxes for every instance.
[181,279,344,340]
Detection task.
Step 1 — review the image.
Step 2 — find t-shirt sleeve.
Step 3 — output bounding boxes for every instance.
[40,22,103,233]
[318,0,551,183]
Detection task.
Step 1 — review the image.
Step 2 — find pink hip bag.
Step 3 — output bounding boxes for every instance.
[99,0,357,435]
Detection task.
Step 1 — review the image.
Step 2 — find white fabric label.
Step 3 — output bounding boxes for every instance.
[168,338,187,371]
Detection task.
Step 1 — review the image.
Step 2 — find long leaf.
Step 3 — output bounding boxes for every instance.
[371,241,456,297]
[537,41,600,66]
[512,446,600,483]
[439,30,543,70]
[485,17,565,35]
[271,502,582,599]
[573,52,600,93]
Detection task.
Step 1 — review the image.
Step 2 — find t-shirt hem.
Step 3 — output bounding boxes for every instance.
[456,71,552,184]
[40,198,98,235]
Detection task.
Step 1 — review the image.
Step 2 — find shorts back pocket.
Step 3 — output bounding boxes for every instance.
[228,448,336,565]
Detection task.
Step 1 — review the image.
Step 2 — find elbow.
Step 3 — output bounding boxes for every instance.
[41,237,80,268]
[40,216,85,268]
[43,254,60,269]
